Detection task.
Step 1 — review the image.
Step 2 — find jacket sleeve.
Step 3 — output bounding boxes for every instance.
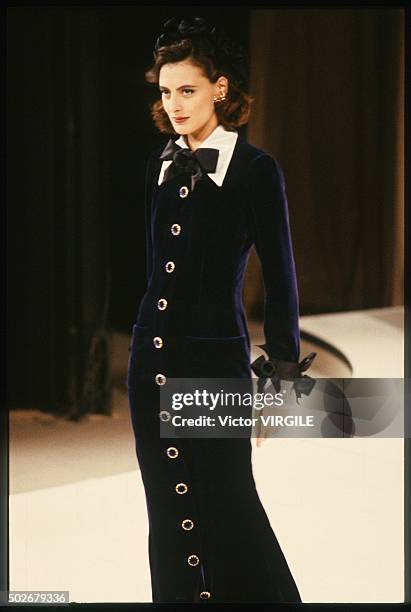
[245,153,300,363]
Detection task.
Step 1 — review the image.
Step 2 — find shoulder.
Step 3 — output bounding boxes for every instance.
[241,151,286,202]
[144,135,175,167]
[146,143,166,168]
[236,137,285,185]
[143,139,169,185]
[148,141,168,161]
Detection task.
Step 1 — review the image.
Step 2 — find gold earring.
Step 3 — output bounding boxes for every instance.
[213,88,226,103]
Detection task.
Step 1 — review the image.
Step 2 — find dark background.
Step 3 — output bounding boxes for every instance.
[6,6,404,415]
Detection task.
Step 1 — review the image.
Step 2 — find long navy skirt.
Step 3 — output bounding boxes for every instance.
[127,323,302,603]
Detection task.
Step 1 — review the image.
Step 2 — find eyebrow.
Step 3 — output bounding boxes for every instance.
[159,84,197,90]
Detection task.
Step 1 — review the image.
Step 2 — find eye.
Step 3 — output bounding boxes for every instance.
[159,88,194,97]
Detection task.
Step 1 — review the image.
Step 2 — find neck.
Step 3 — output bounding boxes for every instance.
[185,117,219,151]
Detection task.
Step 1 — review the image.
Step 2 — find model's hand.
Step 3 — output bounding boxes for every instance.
[253,403,279,447]
[256,435,267,447]
[253,378,295,447]
[255,415,281,446]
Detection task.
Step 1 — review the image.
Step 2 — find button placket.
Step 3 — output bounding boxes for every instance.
[157,183,210,598]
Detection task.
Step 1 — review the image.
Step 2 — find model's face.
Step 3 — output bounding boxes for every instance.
[159,60,225,141]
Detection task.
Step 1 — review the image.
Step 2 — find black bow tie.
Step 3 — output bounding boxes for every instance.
[159,139,219,192]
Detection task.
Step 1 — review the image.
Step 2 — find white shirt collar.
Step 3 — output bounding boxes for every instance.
[158,124,238,187]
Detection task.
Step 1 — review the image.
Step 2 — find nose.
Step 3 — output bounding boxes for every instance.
[168,92,182,114]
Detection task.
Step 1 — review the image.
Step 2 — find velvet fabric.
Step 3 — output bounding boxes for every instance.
[127,130,302,603]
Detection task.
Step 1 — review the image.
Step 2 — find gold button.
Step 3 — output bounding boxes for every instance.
[200,591,211,599]
[157,298,168,310]
[181,518,194,531]
[175,482,188,495]
[159,410,171,422]
[187,554,199,566]
[165,261,175,273]
[171,224,181,236]
[166,447,179,459]
[155,373,166,385]
[153,336,163,349]
[179,186,189,198]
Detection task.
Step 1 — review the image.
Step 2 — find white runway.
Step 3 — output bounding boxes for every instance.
[9,307,404,603]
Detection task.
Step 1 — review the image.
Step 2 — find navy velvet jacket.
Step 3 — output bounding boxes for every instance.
[135,131,300,367]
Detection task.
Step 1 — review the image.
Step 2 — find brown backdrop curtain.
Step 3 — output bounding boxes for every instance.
[244,8,404,317]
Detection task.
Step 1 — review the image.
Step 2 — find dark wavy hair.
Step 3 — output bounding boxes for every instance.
[145,27,254,134]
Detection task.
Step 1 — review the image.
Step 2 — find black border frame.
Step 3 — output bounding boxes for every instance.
[1,2,409,610]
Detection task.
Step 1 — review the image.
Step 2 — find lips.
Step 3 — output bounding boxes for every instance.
[173,117,189,123]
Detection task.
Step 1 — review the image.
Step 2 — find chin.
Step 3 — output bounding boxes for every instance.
[173,125,191,135]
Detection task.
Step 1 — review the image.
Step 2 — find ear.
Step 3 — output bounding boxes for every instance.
[216,75,229,93]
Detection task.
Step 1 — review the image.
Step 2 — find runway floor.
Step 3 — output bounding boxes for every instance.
[9,308,404,603]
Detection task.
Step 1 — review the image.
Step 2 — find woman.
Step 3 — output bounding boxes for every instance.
[127,16,315,603]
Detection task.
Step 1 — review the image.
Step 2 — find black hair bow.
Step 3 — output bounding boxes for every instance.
[155,17,215,51]
[154,16,249,87]
[251,345,317,403]
[160,138,219,192]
